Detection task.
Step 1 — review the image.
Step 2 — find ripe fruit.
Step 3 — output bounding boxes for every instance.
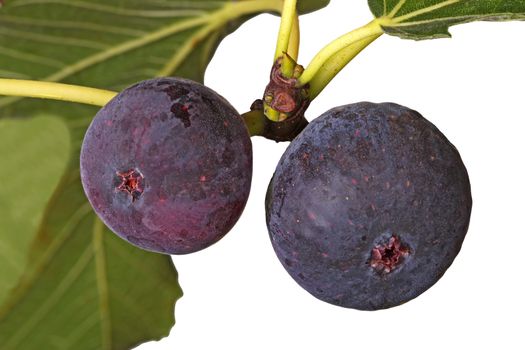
[266,102,472,310]
[80,78,252,254]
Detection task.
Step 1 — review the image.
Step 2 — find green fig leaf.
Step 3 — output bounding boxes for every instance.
[0,0,330,348]
[0,116,70,304]
[369,0,525,40]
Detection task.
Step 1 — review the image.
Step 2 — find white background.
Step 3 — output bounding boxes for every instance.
[139,1,525,349]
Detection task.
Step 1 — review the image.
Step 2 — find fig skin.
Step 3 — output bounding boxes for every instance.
[266,102,472,310]
[80,78,252,255]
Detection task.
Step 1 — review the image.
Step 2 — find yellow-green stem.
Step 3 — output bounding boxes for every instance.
[279,11,300,78]
[263,103,282,122]
[287,12,300,62]
[308,32,382,99]
[274,0,297,78]
[0,79,117,107]
[298,19,385,87]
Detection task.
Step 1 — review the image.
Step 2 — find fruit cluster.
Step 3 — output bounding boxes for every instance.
[80,77,471,310]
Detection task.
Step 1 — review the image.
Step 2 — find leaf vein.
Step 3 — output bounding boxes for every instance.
[388,13,521,27]
[93,218,111,350]
[0,27,109,50]
[0,202,92,319]
[10,0,207,18]
[0,69,30,79]
[393,0,461,23]
[106,237,177,288]
[3,243,94,349]
[52,312,100,350]
[0,46,66,68]
[0,16,208,109]
[388,0,407,18]
[157,23,218,76]
[0,15,148,37]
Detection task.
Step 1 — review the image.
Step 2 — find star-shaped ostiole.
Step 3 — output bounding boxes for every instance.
[115,169,145,202]
[369,235,410,274]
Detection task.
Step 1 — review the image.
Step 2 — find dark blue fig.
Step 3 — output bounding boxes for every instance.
[266,102,471,310]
